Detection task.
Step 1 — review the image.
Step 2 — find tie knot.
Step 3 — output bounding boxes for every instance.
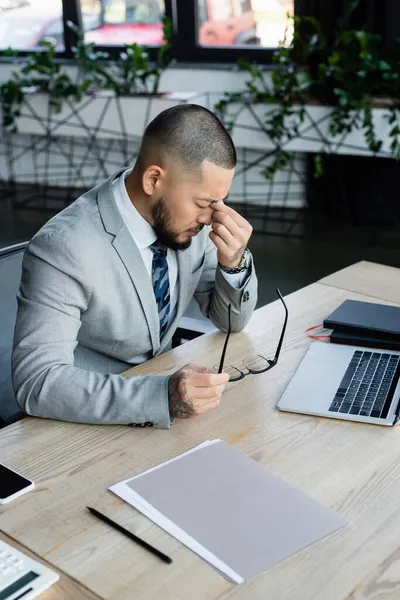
[150,241,167,258]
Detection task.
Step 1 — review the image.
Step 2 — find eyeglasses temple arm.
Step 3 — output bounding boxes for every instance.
[218,304,232,373]
[273,289,288,364]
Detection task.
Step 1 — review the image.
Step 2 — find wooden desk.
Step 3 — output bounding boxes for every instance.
[320,260,400,304]
[0,532,100,600]
[1,262,400,600]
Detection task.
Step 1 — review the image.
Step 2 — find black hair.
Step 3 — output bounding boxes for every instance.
[138,104,236,174]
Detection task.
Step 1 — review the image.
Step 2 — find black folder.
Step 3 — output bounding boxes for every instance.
[323,299,400,342]
[330,330,400,351]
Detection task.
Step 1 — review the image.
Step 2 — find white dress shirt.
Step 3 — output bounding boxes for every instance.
[113,169,248,321]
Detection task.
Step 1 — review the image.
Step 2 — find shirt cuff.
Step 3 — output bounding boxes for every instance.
[218,266,250,289]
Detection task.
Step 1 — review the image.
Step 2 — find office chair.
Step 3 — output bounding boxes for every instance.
[0,241,27,427]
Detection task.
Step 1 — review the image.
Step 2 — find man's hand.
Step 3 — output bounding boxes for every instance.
[168,363,230,420]
[209,201,253,269]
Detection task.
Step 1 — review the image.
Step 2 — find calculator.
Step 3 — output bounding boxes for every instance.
[0,540,59,600]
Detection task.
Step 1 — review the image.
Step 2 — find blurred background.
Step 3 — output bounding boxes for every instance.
[0,0,399,311]
[0,0,293,51]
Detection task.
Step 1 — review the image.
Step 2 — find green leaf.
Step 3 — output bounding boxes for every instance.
[237,59,251,71]
[378,60,391,71]
[309,33,321,49]
[302,16,321,31]
[314,153,324,178]
[328,51,341,66]
[3,47,18,57]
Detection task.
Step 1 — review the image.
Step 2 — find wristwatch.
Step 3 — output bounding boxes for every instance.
[219,248,251,274]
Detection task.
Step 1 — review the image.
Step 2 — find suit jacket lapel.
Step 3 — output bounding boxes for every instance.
[97,170,160,354]
[112,229,159,353]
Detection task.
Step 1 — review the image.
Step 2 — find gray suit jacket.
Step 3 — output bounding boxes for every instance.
[12,170,258,428]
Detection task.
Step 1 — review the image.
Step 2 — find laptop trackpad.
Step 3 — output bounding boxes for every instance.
[278,354,348,412]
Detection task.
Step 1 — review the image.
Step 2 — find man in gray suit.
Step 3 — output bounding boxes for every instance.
[12,104,257,428]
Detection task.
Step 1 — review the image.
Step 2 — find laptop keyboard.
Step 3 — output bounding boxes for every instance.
[329,350,400,419]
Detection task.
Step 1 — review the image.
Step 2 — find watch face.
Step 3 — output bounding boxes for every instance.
[240,249,250,269]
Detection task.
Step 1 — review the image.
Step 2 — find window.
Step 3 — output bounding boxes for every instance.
[0,0,64,51]
[3,0,383,62]
[80,0,165,46]
[197,0,294,48]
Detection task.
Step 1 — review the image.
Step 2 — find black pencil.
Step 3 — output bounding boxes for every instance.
[87,506,172,564]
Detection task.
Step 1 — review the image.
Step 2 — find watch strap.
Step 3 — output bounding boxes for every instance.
[219,248,251,274]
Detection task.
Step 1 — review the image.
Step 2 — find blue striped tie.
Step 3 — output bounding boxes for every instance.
[150,241,170,338]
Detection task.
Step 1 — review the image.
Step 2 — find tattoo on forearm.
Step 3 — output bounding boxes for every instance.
[168,372,195,419]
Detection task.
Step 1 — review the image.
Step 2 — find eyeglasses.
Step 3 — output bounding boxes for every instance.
[216,288,288,382]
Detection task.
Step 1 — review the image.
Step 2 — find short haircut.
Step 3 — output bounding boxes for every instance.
[137,104,237,176]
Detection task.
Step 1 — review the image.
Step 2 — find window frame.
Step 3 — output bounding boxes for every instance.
[173,0,300,64]
[0,0,396,63]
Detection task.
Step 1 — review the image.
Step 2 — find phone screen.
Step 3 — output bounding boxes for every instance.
[0,464,32,500]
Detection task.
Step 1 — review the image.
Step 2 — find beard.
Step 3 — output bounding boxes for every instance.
[151,196,202,251]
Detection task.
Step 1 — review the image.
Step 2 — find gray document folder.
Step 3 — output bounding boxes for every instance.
[111,440,346,582]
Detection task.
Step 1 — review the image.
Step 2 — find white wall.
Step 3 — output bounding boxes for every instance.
[161,66,249,93]
[0,64,306,208]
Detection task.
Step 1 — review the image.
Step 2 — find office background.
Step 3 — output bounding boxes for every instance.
[1,5,400,594]
[1,0,400,310]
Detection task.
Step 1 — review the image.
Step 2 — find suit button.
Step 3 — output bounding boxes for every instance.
[243,291,250,303]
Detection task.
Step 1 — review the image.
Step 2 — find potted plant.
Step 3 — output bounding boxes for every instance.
[1,16,199,140]
[215,1,400,179]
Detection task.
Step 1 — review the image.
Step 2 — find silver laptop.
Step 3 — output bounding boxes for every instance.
[277,342,400,426]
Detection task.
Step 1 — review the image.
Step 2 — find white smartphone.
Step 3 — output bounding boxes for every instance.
[0,463,34,504]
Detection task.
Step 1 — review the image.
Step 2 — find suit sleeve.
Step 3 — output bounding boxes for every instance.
[193,235,257,333]
[12,231,171,427]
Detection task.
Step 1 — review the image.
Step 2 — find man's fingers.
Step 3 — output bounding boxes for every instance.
[211,222,236,246]
[170,364,227,420]
[174,393,221,419]
[213,211,242,235]
[193,397,220,415]
[187,383,226,399]
[212,201,250,229]
[184,364,230,385]
[172,363,228,422]
[188,371,230,387]
[209,230,229,253]
[185,363,214,374]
